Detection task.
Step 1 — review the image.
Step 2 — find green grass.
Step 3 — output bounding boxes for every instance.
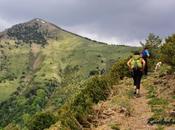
[0,80,18,102]
[156,125,165,130]
[148,96,169,119]
[109,123,120,130]
[146,82,172,125]
[148,97,168,106]
[172,95,175,99]
[147,85,157,98]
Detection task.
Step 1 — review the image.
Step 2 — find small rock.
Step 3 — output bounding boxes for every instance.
[119,107,127,113]
[170,111,175,117]
[153,80,163,85]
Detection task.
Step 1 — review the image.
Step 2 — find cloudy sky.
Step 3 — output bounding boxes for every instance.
[0,0,175,46]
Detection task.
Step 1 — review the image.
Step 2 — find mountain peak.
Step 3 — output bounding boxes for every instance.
[0,18,62,44]
[28,18,48,24]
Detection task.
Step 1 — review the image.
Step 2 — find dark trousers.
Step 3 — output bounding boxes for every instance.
[132,69,143,89]
[143,58,148,75]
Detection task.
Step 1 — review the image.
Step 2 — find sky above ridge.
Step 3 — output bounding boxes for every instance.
[0,0,175,46]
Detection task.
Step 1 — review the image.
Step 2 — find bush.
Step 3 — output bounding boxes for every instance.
[57,75,111,129]
[4,123,20,130]
[27,112,57,130]
[89,70,99,76]
[109,58,130,84]
[71,76,110,120]
[161,34,175,70]
[110,123,120,130]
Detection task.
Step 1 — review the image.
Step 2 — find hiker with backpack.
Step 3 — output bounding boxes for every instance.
[127,51,145,96]
[141,47,150,75]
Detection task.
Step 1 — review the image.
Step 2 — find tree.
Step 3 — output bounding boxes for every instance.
[140,33,162,58]
[140,33,162,48]
[140,33,162,70]
[161,34,175,69]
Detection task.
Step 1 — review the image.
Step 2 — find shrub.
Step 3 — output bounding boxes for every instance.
[110,123,120,130]
[88,76,110,103]
[89,70,99,76]
[71,76,110,120]
[57,75,111,129]
[109,58,130,84]
[161,34,175,70]
[4,123,20,130]
[27,112,57,130]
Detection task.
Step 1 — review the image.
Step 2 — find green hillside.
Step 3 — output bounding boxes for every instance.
[0,19,138,129]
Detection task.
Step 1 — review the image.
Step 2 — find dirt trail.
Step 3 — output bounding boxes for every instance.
[90,83,156,130]
[86,74,175,130]
[115,86,156,130]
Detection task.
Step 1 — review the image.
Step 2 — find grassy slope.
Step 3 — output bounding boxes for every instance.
[0,26,137,101]
[40,32,137,110]
[0,29,138,128]
[0,40,30,102]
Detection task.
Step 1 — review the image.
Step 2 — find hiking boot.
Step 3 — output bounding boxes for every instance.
[136,89,140,95]
[134,90,136,95]
[135,94,141,98]
[135,89,141,97]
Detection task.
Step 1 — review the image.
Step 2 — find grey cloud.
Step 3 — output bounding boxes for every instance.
[0,0,175,45]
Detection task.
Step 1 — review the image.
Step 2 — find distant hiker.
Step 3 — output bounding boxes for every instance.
[141,47,150,75]
[127,51,145,95]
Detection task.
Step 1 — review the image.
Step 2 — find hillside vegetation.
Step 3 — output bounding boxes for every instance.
[0,19,137,130]
[1,19,174,130]
[46,33,175,130]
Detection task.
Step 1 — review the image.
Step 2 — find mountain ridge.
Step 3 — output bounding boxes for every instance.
[0,18,110,45]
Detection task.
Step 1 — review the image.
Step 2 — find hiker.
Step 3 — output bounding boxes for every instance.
[141,47,150,75]
[127,51,145,95]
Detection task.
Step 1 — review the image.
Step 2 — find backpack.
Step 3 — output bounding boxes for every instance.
[130,55,143,69]
[142,50,149,58]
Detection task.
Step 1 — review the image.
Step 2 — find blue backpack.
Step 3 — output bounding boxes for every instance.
[142,50,149,58]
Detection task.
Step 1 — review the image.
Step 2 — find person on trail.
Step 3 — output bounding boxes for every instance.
[127,51,145,95]
[141,47,150,75]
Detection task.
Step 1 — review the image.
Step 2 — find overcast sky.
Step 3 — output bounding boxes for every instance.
[0,0,175,46]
